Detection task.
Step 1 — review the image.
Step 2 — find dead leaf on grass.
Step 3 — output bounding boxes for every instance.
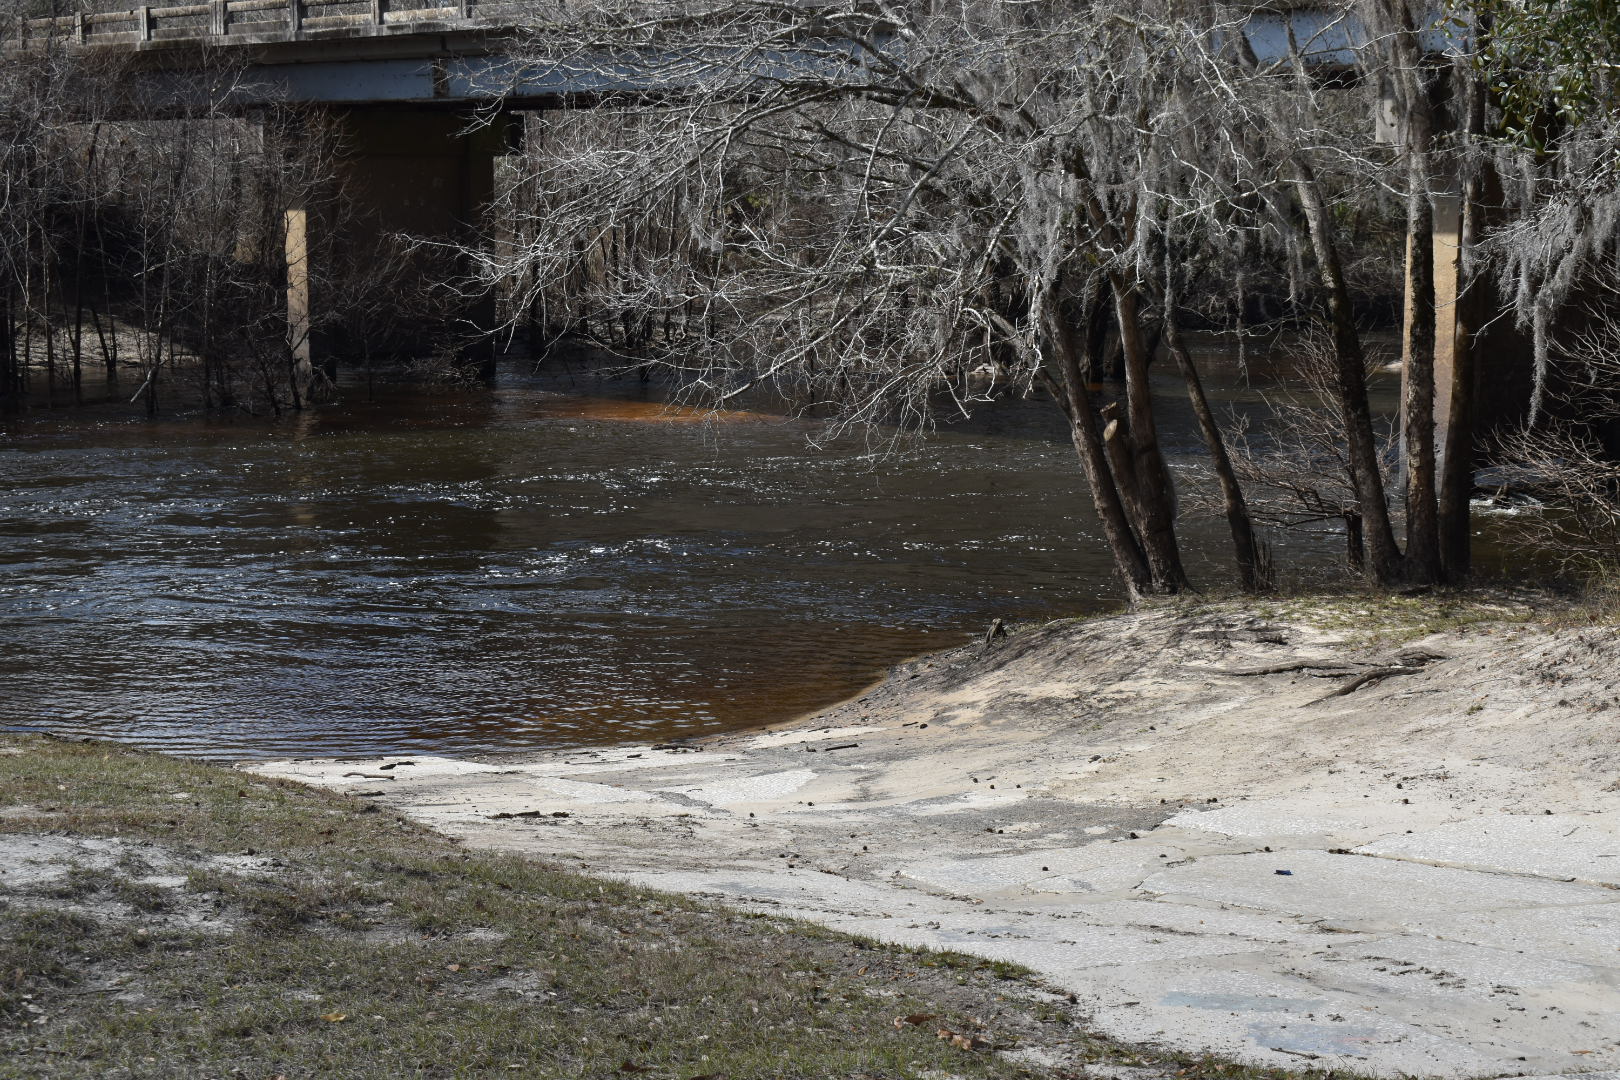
[936,1026,992,1051]
[318,1012,347,1023]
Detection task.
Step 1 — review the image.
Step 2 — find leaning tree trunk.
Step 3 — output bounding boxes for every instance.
[1040,300,1154,600]
[1161,276,1268,593]
[1291,158,1405,585]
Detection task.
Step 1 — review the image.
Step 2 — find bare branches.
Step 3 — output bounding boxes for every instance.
[473,0,1618,594]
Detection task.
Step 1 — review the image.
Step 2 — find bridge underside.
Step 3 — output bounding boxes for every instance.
[286,105,515,390]
[115,21,659,113]
[124,37,629,382]
[144,47,629,111]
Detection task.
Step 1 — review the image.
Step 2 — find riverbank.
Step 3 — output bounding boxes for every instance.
[0,733,1340,1079]
[253,593,1620,1079]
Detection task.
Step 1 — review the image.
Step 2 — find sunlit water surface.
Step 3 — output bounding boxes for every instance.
[0,364,1344,759]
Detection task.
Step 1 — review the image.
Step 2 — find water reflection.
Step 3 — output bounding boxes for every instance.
[0,364,1343,760]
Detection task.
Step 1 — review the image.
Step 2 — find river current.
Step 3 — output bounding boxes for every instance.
[0,362,1344,760]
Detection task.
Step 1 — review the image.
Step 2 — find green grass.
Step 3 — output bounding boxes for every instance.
[0,736,1335,1079]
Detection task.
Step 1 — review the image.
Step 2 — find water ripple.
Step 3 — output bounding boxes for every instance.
[0,372,1337,760]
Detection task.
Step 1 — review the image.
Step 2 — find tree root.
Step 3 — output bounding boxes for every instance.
[1212,660,1359,676]
[1301,666,1426,706]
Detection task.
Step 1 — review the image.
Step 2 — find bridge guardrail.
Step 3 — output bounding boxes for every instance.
[17,0,525,46]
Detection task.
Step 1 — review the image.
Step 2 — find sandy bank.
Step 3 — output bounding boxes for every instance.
[252,600,1620,1079]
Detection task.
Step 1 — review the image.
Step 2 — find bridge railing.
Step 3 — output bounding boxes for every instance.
[17,0,542,46]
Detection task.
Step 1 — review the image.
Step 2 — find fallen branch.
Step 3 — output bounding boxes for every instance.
[1212,660,1359,677]
[1301,666,1424,706]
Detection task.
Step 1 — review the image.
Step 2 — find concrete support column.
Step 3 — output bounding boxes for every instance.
[284,205,314,405]
[1429,188,1463,452]
[1405,181,1533,465]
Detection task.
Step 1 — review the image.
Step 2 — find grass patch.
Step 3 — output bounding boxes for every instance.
[1011,585,1604,651]
[1150,586,1558,648]
[0,736,1334,1079]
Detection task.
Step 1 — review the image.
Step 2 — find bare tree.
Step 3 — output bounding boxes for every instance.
[475,0,1323,597]
[1195,333,1398,575]
[0,4,399,416]
[1490,257,1620,577]
[481,0,1552,595]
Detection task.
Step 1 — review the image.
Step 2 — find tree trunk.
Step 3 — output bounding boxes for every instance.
[1041,301,1153,600]
[1438,76,1488,581]
[1396,29,1441,584]
[1400,156,1441,583]
[1291,158,1404,584]
[1345,512,1365,573]
[1109,276,1187,593]
[1162,294,1267,592]
[0,292,17,411]
[1084,297,1110,388]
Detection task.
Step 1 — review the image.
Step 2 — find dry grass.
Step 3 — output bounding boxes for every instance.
[1145,585,1579,648]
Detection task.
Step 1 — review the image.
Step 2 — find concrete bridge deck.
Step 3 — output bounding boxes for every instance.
[19,0,602,108]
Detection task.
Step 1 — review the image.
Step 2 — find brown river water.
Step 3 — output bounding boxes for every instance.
[0,361,1349,760]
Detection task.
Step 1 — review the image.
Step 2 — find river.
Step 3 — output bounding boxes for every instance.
[0,360,1349,760]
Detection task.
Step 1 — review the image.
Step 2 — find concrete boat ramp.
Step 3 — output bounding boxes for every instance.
[249,607,1620,1078]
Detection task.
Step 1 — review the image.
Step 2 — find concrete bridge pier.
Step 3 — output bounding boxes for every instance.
[1427,188,1533,452]
[286,108,513,396]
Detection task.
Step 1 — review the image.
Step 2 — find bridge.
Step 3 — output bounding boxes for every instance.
[19,2,1502,435]
[21,0,1381,108]
[20,0,648,109]
[21,0,603,381]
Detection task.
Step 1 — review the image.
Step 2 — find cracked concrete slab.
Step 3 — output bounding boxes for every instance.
[1068,961,1510,1074]
[1404,903,1620,969]
[252,755,505,785]
[659,767,820,806]
[1167,798,1426,843]
[522,776,660,803]
[1356,813,1620,887]
[740,724,886,749]
[1141,849,1614,928]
